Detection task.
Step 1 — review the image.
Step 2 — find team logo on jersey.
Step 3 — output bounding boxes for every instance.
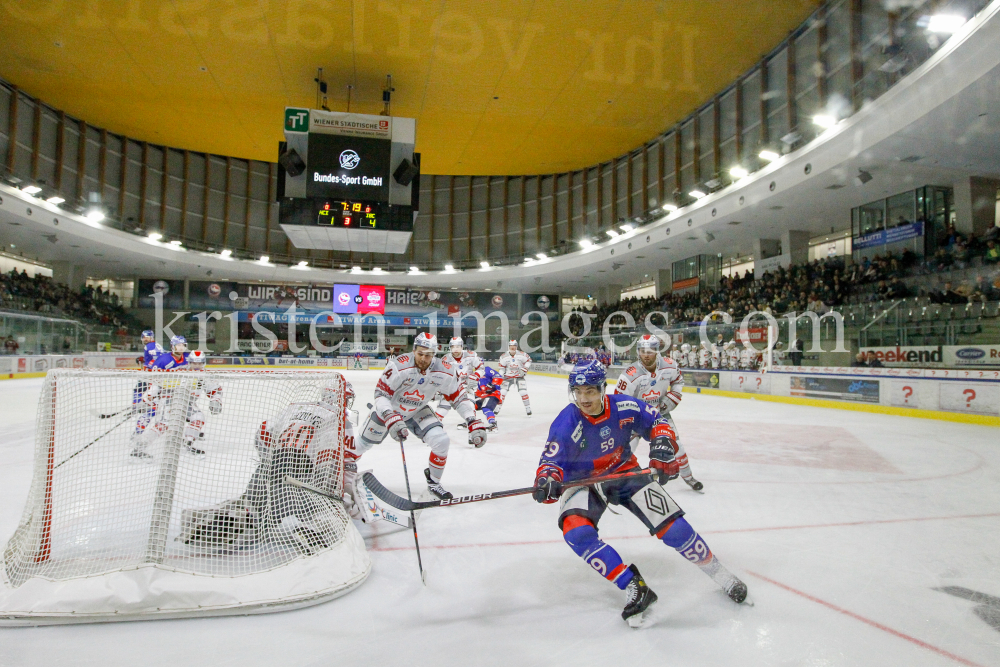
[418,378,425,384]
[641,390,661,403]
[571,422,583,443]
[626,367,636,376]
[401,389,426,405]
[619,417,635,429]
[599,426,611,439]
[617,400,640,412]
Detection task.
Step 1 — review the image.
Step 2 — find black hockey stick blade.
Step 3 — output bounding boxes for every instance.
[361,467,654,512]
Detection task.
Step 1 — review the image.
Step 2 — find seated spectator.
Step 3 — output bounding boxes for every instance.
[852,352,868,367]
[952,240,971,269]
[970,275,999,303]
[866,352,883,368]
[4,335,17,355]
[985,240,1000,265]
[886,277,910,299]
[930,281,966,305]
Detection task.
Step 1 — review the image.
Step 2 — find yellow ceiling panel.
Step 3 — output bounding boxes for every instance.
[0,0,820,175]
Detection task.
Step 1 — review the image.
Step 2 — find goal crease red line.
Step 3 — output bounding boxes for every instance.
[367,511,1000,552]
[745,570,988,667]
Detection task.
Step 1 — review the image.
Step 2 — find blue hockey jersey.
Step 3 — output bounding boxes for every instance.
[143,341,165,369]
[476,366,503,400]
[151,351,189,371]
[538,394,667,482]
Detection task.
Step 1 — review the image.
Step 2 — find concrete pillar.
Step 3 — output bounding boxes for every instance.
[954,176,1000,236]
[654,269,672,297]
[183,278,191,310]
[752,238,781,261]
[51,262,86,290]
[782,230,811,266]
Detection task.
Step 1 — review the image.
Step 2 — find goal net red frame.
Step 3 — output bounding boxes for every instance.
[0,369,370,625]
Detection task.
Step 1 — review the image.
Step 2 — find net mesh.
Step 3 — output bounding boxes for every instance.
[2,369,351,590]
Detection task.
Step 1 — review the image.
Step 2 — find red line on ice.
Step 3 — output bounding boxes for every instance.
[745,570,988,667]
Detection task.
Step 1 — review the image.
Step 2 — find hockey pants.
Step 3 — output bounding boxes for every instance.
[358,405,451,482]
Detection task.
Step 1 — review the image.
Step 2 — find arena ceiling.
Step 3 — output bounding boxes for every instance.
[0,0,819,176]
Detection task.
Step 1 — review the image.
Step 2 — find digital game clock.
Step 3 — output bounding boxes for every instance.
[316,200,381,228]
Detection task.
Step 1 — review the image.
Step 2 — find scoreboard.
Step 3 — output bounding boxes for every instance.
[278,108,417,254]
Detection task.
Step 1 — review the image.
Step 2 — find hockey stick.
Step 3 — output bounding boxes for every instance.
[91,405,134,420]
[55,414,133,469]
[397,435,426,585]
[362,467,654,513]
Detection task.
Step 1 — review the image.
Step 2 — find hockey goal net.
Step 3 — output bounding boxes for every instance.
[0,369,370,625]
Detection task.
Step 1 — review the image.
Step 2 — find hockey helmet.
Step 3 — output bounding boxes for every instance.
[413,332,438,352]
[319,381,348,410]
[568,359,606,404]
[170,335,187,354]
[141,330,155,342]
[508,339,518,351]
[188,349,206,367]
[680,343,691,353]
[449,336,464,354]
[636,335,660,352]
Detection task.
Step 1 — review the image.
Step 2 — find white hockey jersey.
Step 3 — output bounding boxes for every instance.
[256,402,343,466]
[698,347,710,368]
[726,345,740,369]
[685,351,698,368]
[670,349,683,366]
[613,355,684,413]
[373,353,475,421]
[710,346,721,369]
[498,350,532,379]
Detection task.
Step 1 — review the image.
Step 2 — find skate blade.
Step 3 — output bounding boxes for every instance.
[739,593,755,607]
[626,611,648,629]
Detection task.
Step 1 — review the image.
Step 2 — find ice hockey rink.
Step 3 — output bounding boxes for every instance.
[1,370,998,667]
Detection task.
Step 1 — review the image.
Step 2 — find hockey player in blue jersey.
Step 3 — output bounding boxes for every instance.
[150,335,190,371]
[533,360,748,627]
[474,366,504,432]
[141,330,164,369]
[131,336,199,458]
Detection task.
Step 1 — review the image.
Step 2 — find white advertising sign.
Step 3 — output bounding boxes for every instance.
[938,383,1000,415]
[734,373,770,393]
[889,380,921,407]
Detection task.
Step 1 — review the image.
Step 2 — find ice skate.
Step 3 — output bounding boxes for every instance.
[129,446,152,460]
[622,564,658,628]
[424,468,453,500]
[684,476,704,492]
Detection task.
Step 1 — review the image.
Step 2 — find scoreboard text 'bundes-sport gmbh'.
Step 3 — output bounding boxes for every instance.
[277,108,419,254]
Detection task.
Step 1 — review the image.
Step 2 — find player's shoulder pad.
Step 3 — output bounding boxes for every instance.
[659,357,678,370]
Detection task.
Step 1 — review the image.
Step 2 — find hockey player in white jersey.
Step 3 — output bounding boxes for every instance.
[177,379,349,554]
[698,342,710,369]
[670,344,683,366]
[356,333,488,500]
[434,337,481,419]
[726,341,740,369]
[710,342,721,369]
[614,335,703,491]
[497,339,532,415]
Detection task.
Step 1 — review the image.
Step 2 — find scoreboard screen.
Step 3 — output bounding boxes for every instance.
[317,200,381,228]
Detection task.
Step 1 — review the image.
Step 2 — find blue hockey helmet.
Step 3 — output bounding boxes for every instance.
[170,335,187,353]
[569,359,606,389]
[141,330,155,341]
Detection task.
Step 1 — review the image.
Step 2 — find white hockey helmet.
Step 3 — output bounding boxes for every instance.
[188,349,206,367]
[320,381,349,410]
[414,332,438,353]
[449,336,464,353]
[170,335,187,354]
[680,343,691,353]
[508,339,517,351]
[636,335,660,352]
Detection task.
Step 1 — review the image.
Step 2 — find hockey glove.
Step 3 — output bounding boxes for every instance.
[383,412,410,442]
[209,398,223,415]
[649,422,680,485]
[467,419,488,448]
[532,466,563,504]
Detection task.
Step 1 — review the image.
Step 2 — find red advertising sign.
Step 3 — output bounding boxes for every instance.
[358,285,386,314]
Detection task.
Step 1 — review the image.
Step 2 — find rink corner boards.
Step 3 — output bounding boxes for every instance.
[683,386,1000,427]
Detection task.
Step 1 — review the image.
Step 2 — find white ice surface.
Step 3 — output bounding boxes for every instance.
[1,372,999,666]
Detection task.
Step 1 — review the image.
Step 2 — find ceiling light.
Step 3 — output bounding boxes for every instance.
[220,249,232,258]
[729,166,749,179]
[371,266,383,273]
[536,252,547,260]
[444,264,455,272]
[619,224,635,233]
[297,260,309,268]
[351,265,362,272]
[579,239,594,249]
[662,203,678,212]
[812,114,836,129]
[46,196,65,204]
[689,190,706,199]
[86,210,105,222]
[759,150,780,162]
[480,261,490,269]
[409,266,421,273]
[168,240,182,246]
[21,185,42,195]
[148,232,163,241]
[606,230,620,238]
[926,14,965,33]
[259,255,271,264]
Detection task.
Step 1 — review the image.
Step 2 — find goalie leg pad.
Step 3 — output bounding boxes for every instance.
[358,411,389,450]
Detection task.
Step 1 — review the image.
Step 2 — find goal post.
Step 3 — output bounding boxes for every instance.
[0,369,370,625]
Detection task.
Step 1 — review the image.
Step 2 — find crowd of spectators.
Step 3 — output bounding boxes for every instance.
[565,231,1000,334]
[0,269,141,338]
